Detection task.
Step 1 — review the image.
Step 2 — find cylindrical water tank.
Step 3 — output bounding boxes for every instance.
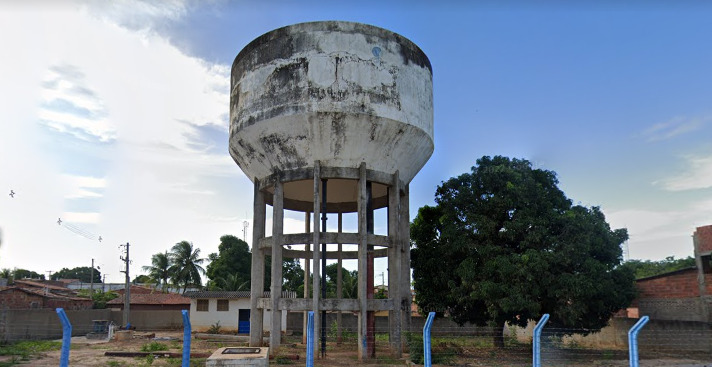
[230,21,433,211]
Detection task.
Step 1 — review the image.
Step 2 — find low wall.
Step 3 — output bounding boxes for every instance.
[513,317,712,352]
[0,309,185,342]
[286,312,495,336]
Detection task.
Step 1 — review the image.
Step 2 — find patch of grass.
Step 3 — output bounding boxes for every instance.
[0,340,61,365]
[275,355,293,364]
[106,361,125,367]
[189,358,206,366]
[140,341,169,353]
[165,357,182,366]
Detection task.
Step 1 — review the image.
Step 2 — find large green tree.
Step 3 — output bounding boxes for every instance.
[411,156,636,347]
[624,256,696,279]
[169,241,206,292]
[142,252,172,292]
[206,235,251,289]
[51,266,101,283]
[13,268,45,280]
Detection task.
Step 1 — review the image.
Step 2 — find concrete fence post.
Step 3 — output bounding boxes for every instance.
[423,312,436,367]
[628,316,649,367]
[532,313,550,367]
[181,310,191,367]
[55,308,72,367]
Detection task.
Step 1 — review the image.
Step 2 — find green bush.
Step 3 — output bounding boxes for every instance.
[140,342,168,353]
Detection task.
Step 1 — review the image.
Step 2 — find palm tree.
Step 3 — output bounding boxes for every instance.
[212,273,250,291]
[168,241,206,292]
[142,252,172,292]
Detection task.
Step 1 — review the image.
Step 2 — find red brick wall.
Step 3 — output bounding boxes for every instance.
[695,225,712,253]
[636,269,700,299]
[46,299,93,310]
[0,289,46,309]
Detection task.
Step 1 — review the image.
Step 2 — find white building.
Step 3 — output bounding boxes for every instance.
[183,290,295,333]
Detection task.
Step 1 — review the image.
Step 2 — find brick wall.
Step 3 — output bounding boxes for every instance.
[636,268,700,299]
[695,225,712,253]
[0,289,45,309]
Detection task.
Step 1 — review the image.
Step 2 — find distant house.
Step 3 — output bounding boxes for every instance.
[631,224,712,322]
[107,293,190,311]
[0,284,92,310]
[183,291,296,334]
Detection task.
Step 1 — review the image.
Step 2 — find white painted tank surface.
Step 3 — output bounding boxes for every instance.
[230,21,433,211]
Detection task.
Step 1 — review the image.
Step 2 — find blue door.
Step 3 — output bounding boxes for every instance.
[238,309,250,334]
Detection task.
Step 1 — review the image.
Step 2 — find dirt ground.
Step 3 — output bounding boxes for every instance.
[18,331,712,366]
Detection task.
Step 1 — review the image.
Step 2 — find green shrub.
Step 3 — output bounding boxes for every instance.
[207,321,222,334]
[140,342,168,353]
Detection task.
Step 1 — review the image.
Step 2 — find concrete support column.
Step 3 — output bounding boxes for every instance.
[388,171,402,356]
[303,211,311,344]
[270,180,284,355]
[357,162,369,360]
[311,162,322,357]
[249,180,265,347]
[337,212,343,344]
[400,184,412,334]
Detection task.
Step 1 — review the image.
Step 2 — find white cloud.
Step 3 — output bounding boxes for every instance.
[61,175,106,199]
[605,197,712,261]
[656,154,712,191]
[0,1,246,283]
[643,115,709,142]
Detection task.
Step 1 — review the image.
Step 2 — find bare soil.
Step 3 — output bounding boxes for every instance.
[22,331,712,366]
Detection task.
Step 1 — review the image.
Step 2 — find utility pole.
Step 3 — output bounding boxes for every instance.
[90,258,94,296]
[119,242,131,328]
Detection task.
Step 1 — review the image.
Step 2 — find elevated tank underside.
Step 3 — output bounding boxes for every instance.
[229,21,434,208]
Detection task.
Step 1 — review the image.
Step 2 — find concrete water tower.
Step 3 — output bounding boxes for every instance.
[229,21,433,359]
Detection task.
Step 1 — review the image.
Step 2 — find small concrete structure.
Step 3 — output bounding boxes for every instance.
[206,347,268,367]
[230,21,433,359]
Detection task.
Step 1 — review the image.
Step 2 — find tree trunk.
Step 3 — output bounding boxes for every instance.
[493,322,506,348]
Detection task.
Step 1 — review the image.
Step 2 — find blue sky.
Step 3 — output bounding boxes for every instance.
[1,1,711,283]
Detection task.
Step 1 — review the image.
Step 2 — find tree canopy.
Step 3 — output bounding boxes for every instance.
[142,252,172,291]
[12,268,45,280]
[51,266,101,283]
[169,241,206,292]
[411,156,636,345]
[624,256,696,279]
[206,235,251,290]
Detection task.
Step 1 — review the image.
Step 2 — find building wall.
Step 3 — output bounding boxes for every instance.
[0,289,46,309]
[695,225,712,253]
[636,269,701,299]
[0,289,92,310]
[188,298,286,333]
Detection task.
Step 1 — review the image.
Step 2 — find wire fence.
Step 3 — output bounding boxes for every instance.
[2,309,712,366]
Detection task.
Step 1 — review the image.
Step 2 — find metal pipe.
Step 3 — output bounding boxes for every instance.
[423,312,435,367]
[628,316,649,367]
[55,308,72,367]
[306,311,315,367]
[181,310,191,367]
[532,313,550,367]
[320,178,328,357]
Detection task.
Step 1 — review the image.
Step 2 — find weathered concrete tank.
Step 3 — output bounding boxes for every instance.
[229,21,433,211]
[231,21,433,360]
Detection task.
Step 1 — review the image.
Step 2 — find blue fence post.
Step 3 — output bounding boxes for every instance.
[181,310,191,367]
[55,308,72,367]
[306,311,314,367]
[423,312,436,367]
[628,316,649,367]
[532,313,550,367]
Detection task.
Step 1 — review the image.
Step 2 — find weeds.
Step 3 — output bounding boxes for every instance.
[207,321,222,334]
[140,341,169,353]
[0,340,61,365]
